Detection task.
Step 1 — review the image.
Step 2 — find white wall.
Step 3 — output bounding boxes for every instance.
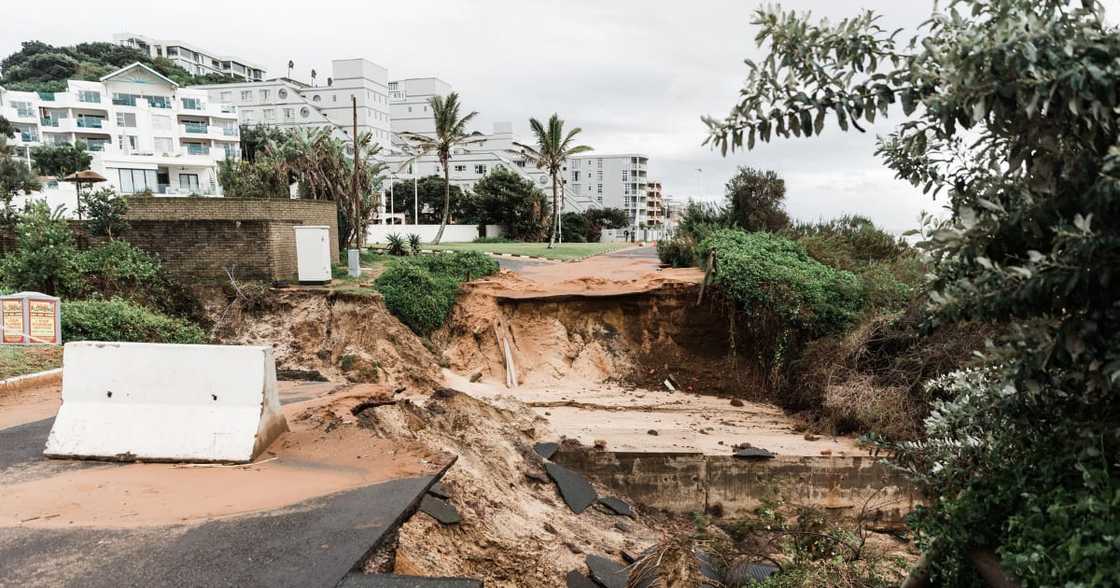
[367,224,479,244]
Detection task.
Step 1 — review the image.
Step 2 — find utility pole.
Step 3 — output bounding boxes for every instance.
[347,95,361,277]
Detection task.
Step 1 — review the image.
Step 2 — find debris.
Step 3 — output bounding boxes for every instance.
[524,471,550,484]
[565,570,599,588]
[729,398,744,407]
[468,370,483,383]
[803,433,819,441]
[593,439,608,450]
[614,521,633,533]
[598,497,634,518]
[337,573,483,587]
[733,446,776,460]
[663,378,677,392]
[544,463,598,513]
[646,429,659,436]
[427,482,450,499]
[533,441,559,460]
[419,495,461,525]
[585,555,628,588]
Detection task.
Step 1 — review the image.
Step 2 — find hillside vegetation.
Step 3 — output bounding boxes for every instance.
[0,41,237,92]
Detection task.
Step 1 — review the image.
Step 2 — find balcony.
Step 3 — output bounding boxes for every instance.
[113,95,138,106]
[19,130,39,143]
[184,144,210,155]
[222,127,239,137]
[146,96,172,109]
[183,122,209,134]
[77,118,105,129]
[182,99,204,111]
[37,92,56,101]
[40,117,59,127]
[87,142,109,152]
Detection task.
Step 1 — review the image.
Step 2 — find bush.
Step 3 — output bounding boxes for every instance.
[374,263,459,336]
[83,187,129,239]
[657,236,697,267]
[375,251,499,335]
[385,232,407,256]
[407,233,422,255]
[62,298,206,344]
[71,240,201,319]
[788,215,907,271]
[0,200,79,296]
[700,229,863,334]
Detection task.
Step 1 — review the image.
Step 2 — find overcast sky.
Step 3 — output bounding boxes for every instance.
[4,1,1117,233]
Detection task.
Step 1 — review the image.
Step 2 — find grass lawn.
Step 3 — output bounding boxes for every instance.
[427,241,630,261]
[0,345,63,380]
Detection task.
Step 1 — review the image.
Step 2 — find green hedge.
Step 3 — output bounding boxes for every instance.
[699,229,863,334]
[62,298,207,344]
[374,251,499,336]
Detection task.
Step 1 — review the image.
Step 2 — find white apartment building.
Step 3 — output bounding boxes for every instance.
[193,59,393,147]
[0,63,240,204]
[567,154,650,226]
[113,33,266,81]
[389,77,453,137]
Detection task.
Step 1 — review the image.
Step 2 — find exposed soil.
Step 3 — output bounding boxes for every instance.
[356,389,681,587]
[217,289,442,391]
[438,274,765,397]
[1,384,450,529]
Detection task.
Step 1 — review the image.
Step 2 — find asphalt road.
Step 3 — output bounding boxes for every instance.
[606,246,658,259]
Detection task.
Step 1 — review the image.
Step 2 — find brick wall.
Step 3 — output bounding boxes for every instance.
[0,198,339,283]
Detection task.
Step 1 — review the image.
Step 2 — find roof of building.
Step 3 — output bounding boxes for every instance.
[99,62,179,88]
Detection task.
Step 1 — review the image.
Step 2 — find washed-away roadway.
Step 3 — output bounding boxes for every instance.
[0,381,451,588]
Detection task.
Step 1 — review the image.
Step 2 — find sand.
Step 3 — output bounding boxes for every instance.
[0,385,451,529]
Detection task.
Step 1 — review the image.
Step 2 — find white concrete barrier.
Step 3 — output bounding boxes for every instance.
[366,223,479,244]
[44,342,289,463]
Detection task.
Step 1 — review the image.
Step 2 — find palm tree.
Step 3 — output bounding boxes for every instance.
[287,60,294,79]
[514,114,593,248]
[397,92,483,244]
[310,69,317,87]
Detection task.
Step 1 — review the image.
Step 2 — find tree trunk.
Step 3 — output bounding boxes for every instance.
[548,173,559,248]
[433,159,450,244]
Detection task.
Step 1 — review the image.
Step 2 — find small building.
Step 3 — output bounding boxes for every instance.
[113,33,266,81]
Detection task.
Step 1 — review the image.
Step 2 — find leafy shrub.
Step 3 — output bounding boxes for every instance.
[374,263,459,336]
[407,233,422,255]
[409,251,499,282]
[375,251,499,335]
[473,236,512,244]
[788,215,908,271]
[72,240,201,319]
[699,229,863,334]
[0,200,79,296]
[62,298,206,344]
[657,236,697,267]
[84,187,129,239]
[385,232,407,256]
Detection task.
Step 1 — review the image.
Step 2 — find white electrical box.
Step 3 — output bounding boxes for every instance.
[294,226,332,283]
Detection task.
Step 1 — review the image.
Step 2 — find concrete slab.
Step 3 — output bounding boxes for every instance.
[0,475,443,588]
[597,497,633,518]
[565,570,599,588]
[338,573,483,587]
[545,462,598,514]
[534,441,559,460]
[427,481,451,499]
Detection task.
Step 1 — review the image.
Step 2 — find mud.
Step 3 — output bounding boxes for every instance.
[219,290,442,391]
[1,385,449,529]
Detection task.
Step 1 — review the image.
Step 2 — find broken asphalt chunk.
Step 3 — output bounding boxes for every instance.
[427,482,450,499]
[419,495,461,525]
[733,446,776,459]
[598,497,634,518]
[545,463,598,514]
[585,555,628,588]
[565,570,599,588]
[534,441,559,460]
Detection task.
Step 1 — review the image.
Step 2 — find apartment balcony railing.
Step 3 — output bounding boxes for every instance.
[37,92,56,101]
[77,118,104,129]
[185,144,210,155]
[40,117,59,127]
[223,127,238,137]
[146,97,172,109]
[183,122,208,134]
[78,94,102,104]
[14,108,35,119]
[87,142,108,152]
[113,95,138,107]
[182,100,204,111]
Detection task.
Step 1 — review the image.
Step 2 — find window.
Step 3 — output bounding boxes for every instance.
[11,101,32,117]
[151,115,171,130]
[300,107,310,118]
[241,90,252,101]
[167,47,179,56]
[78,91,100,104]
[146,96,171,109]
[220,91,232,102]
[454,165,466,172]
[263,109,275,121]
[596,170,603,181]
[182,97,202,110]
[180,174,200,192]
[283,108,293,120]
[154,137,172,154]
[597,184,603,194]
[259,89,269,101]
[333,95,337,103]
[474,164,487,175]
[622,170,629,180]
[312,95,321,103]
[572,170,580,182]
[242,110,256,122]
[116,112,137,127]
[597,159,603,169]
[278,89,288,99]
[116,168,158,194]
[407,106,412,113]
